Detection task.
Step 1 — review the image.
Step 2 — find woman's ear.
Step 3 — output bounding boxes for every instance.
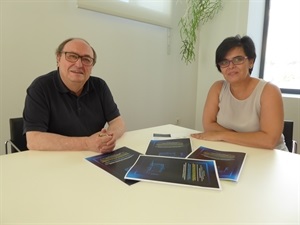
[249,59,255,69]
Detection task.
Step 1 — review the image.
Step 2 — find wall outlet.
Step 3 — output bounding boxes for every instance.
[176,118,180,125]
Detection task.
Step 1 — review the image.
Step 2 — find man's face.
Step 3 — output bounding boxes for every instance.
[57,39,94,89]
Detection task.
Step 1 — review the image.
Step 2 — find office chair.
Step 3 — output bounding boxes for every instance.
[283,120,298,154]
[4,117,28,154]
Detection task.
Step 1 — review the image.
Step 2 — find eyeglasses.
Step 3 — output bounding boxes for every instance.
[218,56,248,68]
[61,51,94,66]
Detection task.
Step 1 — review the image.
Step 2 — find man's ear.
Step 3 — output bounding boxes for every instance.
[56,55,61,67]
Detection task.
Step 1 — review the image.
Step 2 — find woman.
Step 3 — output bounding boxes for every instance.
[192,35,288,151]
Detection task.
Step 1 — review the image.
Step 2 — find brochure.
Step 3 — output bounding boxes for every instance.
[146,138,192,158]
[86,147,141,185]
[187,146,246,182]
[125,155,221,190]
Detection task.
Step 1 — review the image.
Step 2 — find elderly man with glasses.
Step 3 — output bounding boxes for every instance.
[23,38,125,153]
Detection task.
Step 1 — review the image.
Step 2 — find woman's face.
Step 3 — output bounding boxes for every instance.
[219,47,254,84]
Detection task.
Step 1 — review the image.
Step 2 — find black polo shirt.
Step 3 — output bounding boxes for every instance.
[23,70,120,136]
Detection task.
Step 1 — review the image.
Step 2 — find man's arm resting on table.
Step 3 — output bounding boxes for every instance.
[106,116,126,139]
[26,131,117,152]
[26,116,125,151]
[26,131,92,151]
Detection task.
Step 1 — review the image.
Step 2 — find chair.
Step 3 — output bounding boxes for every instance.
[4,117,27,154]
[283,120,298,154]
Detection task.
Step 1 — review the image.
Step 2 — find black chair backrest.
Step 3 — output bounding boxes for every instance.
[9,117,27,153]
[283,120,293,153]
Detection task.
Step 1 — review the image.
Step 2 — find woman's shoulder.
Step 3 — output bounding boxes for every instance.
[208,80,226,98]
[252,77,278,88]
[258,79,281,93]
[260,80,282,101]
[211,80,225,89]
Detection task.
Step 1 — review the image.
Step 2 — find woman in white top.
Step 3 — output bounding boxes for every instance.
[192,35,288,151]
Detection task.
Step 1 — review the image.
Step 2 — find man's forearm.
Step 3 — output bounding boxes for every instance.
[26,131,89,151]
[107,116,126,139]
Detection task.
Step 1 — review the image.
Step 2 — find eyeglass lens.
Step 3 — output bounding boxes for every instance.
[218,56,247,68]
[63,52,94,66]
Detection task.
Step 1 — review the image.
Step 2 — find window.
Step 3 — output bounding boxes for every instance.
[77,0,173,28]
[260,0,300,94]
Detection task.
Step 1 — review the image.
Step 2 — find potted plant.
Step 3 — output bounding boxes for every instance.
[179,0,222,64]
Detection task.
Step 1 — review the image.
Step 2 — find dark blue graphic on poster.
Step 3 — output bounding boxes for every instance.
[146,138,192,158]
[86,147,141,185]
[188,146,246,181]
[125,155,221,190]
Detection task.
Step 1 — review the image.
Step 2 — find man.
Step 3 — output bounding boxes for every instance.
[23,38,125,153]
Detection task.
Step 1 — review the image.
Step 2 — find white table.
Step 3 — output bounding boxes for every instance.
[1,124,299,224]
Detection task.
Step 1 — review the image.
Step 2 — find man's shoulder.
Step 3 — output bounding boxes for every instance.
[89,75,105,82]
[31,70,57,84]
[27,70,59,93]
[89,75,108,87]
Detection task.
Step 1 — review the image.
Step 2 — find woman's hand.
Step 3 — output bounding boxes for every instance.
[191,131,225,142]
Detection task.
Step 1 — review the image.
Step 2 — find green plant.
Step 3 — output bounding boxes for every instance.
[179,0,222,64]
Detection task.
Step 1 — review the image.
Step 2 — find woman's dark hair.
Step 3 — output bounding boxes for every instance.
[215,35,256,74]
[55,38,97,65]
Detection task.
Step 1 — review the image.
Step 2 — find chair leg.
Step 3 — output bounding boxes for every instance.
[5,141,9,154]
[4,140,21,154]
[293,141,298,154]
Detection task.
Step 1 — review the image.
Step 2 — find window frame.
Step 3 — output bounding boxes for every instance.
[77,0,173,29]
[259,0,300,95]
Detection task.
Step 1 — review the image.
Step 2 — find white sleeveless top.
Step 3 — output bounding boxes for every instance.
[216,79,288,151]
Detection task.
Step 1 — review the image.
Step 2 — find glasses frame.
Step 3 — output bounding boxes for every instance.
[218,56,248,68]
[61,51,94,66]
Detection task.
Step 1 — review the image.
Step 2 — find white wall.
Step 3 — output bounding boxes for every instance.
[0,0,198,155]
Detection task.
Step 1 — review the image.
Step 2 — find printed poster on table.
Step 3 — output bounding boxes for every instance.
[86,147,141,185]
[146,138,192,158]
[187,146,246,182]
[125,155,221,190]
